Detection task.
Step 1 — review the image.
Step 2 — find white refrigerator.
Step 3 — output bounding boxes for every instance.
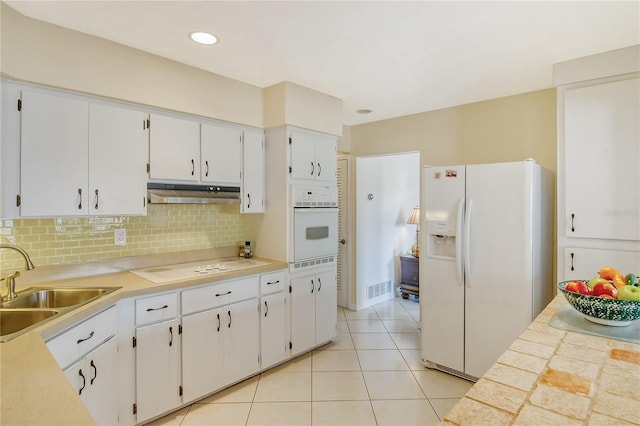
[420,160,553,380]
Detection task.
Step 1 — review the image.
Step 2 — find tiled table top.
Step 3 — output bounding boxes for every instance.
[442,294,640,425]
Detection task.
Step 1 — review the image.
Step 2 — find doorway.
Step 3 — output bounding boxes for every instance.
[337,156,350,308]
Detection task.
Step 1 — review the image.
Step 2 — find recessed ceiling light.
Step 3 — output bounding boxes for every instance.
[190,32,218,45]
[356,109,373,114]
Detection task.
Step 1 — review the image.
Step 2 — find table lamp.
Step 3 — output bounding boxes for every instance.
[407,206,420,258]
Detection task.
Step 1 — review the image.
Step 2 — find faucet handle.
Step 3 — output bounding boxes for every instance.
[4,271,20,301]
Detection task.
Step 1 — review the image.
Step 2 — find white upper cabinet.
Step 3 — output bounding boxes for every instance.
[89,103,148,216]
[564,78,640,241]
[20,89,148,217]
[289,129,337,183]
[201,123,242,185]
[20,90,89,217]
[148,113,200,182]
[242,129,265,213]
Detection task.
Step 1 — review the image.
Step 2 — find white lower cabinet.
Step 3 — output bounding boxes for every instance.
[290,269,337,356]
[46,306,119,426]
[64,337,119,426]
[134,292,181,424]
[260,292,288,368]
[181,277,260,404]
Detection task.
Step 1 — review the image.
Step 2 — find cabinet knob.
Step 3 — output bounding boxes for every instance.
[340,239,346,244]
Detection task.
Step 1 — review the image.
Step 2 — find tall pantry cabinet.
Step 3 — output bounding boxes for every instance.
[555,46,640,280]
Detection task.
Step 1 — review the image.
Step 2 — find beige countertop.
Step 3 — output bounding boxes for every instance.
[0,250,287,426]
[442,294,640,425]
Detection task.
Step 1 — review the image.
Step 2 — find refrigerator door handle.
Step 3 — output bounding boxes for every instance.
[455,198,465,286]
[464,197,473,287]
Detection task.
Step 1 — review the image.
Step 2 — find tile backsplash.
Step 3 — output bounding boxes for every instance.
[0,204,245,270]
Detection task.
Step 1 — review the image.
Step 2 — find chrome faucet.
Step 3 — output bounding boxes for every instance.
[1,244,35,301]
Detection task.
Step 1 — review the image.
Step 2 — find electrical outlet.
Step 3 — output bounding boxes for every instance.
[114,229,127,246]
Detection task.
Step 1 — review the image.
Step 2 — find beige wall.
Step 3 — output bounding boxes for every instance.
[349,89,557,174]
[0,3,263,128]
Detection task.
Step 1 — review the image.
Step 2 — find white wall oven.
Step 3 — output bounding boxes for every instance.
[290,185,339,270]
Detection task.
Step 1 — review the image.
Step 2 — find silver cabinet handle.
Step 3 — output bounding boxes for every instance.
[169,326,173,347]
[318,277,322,292]
[264,300,269,317]
[205,160,209,177]
[77,188,83,210]
[311,279,315,293]
[191,159,195,176]
[311,161,315,176]
[215,290,232,297]
[247,193,251,209]
[317,162,322,176]
[94,189,99,210]
[216,313,220,332]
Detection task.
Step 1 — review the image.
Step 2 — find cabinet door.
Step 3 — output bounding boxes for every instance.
[84,337,119,426]
[223,298,260,384]
[289,275,316,355]
[562,248,640,281]
[315,270,337,345]
[242,129,265,213]
[136,318,181,423]
[181,308,225,403]
[289,130,317,180]
[89,103,148,216]
[63,337,118,426]
[149,114,200,181]
[260,292,287,369]
[314,135,337,183]
[20,90,89,216]
[201,123,242,185]
[564,78,640,241]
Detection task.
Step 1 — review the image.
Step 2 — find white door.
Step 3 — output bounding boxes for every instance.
[181,308,225,403]
[420,165,465,373]
[260,292,287,369]
[149,114,200,181]
[84,337,119,426]
[136,318,181,423]
[337,156,350,308]
[20,90,89,216]
[314,135,337,182]
[289,274,316,355]
[289,130,316,180]
[201,123,242,185]
[242,129,265,213]
[89,103,148,216]
[464,161,534,378]
[223,298,260,384]
[315,270,337,345]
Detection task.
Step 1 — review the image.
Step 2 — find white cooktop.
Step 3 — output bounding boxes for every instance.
[130,258,269,284]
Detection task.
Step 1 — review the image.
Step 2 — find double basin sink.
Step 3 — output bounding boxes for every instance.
[0,287,120,342]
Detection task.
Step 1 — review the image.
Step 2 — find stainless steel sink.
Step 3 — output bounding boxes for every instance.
[0,286,120,342]
[1,288,112,309]
[0,309,59,337]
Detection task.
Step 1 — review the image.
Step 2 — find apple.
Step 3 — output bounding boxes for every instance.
[617,285,640,301]
[625,273,639,287]
[593,281,618,298]
[565,280,591,295]
[587,276,609,290]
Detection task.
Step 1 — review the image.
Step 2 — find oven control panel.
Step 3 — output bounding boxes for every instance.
[291,185,338,207]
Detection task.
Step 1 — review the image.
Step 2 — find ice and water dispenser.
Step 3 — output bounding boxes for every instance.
[425,219,456,259]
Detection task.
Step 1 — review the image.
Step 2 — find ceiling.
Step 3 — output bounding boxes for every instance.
[5,1,639,126]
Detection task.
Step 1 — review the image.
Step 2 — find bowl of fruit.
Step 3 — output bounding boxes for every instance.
[558,267,640,326]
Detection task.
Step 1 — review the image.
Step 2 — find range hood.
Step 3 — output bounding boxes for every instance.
[147,183,240,205]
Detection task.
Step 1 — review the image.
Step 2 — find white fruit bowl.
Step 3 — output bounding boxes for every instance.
[558,281,640,326]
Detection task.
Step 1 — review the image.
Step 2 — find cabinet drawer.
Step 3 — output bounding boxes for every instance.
[182,276,259,315]
[135,292,178,326]
[46,305,117,370]
[260,271,286,295]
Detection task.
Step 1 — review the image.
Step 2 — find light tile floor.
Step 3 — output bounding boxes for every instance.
[148,297,473,426]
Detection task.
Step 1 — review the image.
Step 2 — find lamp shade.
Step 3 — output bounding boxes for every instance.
[407,206,420,225]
